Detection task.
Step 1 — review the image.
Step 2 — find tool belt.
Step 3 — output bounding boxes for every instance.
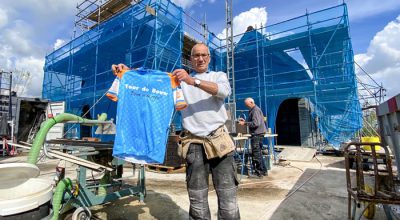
[178,125,235,160]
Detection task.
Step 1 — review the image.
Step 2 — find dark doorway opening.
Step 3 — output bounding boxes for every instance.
[276,98,301,146]
[80,105,92,138]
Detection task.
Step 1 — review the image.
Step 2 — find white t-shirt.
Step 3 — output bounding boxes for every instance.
[180,71,231,137]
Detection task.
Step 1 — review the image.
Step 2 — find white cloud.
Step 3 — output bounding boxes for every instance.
[355,15,400,99]
[171,0,197,9]
[171,0,217,9]
[346,0,400,21]
[14,57,45,97]
[3,21,34,57]
[217,7,267,40]
[1,0,78,28]
[53,39,66,50]
[0,0,79,98]
[0,8,8,28]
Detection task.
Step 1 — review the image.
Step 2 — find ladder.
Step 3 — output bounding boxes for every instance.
[225,0,236,132]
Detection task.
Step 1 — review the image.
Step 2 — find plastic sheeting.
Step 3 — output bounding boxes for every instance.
[42,0,183,141]
[42,1,361,148]
[208,4,362,148]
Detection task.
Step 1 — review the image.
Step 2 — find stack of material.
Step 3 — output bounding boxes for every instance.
[162,135,184,167]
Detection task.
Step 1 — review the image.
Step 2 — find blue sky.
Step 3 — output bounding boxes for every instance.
[0,0,399,99]
[184,0,400,53]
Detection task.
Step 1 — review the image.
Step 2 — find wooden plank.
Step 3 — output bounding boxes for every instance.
[87,0,133,23]
[146,164,186,174]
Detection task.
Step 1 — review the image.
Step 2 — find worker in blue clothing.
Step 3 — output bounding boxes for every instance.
[239,97,267,178]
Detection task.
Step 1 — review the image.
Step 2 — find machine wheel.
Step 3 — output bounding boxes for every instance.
[72,207,91,220]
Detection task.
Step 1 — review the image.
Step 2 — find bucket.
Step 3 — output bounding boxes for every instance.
[0,163,52,218]
[0,178,52,217]
[361,136,381,151]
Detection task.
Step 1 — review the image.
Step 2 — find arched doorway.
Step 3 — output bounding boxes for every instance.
[276,98,301,146]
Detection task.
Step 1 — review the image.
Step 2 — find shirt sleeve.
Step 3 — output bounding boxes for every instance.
[215,72,232,99]
[247,109,263,129]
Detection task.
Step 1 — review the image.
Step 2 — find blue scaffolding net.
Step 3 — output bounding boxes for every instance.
[43,0,183,140]
[209,4,362,148]
[43,1,361,148]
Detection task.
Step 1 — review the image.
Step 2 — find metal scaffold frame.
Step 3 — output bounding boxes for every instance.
[44,1,363,148]
[224,0,237,132]
[208,3,362,148]
[0,71,12,121]
[43,0,183,140]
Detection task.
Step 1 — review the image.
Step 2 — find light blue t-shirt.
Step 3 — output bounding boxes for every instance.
[113,69,175,164]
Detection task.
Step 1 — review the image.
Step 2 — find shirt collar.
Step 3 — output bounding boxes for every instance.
[191,70,210,76]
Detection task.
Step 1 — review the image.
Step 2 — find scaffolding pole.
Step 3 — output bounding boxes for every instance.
[225,0,236,133]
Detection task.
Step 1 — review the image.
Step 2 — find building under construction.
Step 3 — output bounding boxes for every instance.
[43,0,362,148]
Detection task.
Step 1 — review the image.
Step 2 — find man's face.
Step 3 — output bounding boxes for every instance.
[244,100,252,109]
[191,44,210,73]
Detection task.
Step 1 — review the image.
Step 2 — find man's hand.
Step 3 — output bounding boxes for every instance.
[238,118,246,125]
[173,69,195,85]
[111,63,130,75]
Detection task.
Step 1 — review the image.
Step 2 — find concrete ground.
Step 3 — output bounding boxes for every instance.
[0,154,391,219]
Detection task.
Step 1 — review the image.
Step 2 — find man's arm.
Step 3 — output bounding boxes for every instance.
[246,110,264,129]
[172,69,231,98]
[193,79,219,96]
[213,71,231,98]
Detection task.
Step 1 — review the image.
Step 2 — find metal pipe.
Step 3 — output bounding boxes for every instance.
[27,112,107,164]
[10,135,112,171]
[47,150,112,171]
[8,71,12,121]
[6,142,31,150]
[43,143,56,160]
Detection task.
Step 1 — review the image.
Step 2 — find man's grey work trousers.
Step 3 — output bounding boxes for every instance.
[186,143,240,220]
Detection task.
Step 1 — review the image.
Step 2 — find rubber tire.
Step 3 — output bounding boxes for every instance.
[71,207,91,220]
[0,201,50,220]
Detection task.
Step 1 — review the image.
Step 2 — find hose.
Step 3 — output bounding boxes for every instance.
[51,178,73,220]
[98,171,111,196]
[27,113,107,164]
